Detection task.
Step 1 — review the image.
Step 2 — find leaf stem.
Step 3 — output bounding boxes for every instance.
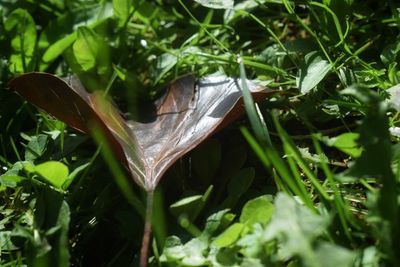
[140,190,154,267]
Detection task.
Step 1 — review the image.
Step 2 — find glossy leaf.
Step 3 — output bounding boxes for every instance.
[387,83,400,111]
[211,223,244,248]
[297,51,332,94]
[5,9,37,73]
[314,242,355,267]
[42,33,77,65]
[0,175,26,188]
[113,0,133,27]
[264,193,329,265]
[170,185,213,221]
[0,162,25,188]
[63,162,91,189]
[239,195,274,226]
[72,27,110,74]
[26,161,69,189]
[193,0,234,9]
[40,4,113,68]
[326,132,362,158]
[9,73,270,191]
[24,134,49,161]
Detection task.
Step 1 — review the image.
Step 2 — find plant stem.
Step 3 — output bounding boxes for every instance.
[140,190,154,267]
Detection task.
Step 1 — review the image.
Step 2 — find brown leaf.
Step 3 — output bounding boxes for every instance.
[8,73,131,170]
[9,72,272,191]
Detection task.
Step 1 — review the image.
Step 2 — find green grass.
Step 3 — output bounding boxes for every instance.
[1,0,400,266]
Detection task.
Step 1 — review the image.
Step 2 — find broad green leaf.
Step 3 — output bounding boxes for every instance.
[161,236,208,265]
[0,175,26,188]
[314,242,355,267]
[224,0,269,23]
[161,236,186,261]
[298,51,332,94]
[170,185,213,221]
[327,132,362,158]
[113,0,133,27]
[193,0,234,9]
[181,237,208,266]
[0,231,19,250]
[72,26,110,74]
[212,223,244,247]
[0,161,26,184]
[237,224,265,258]
[381,41,400,65]
[203,209,233,237]
[240,195,274,226]
[62,162,90,189]
[151,53,178,84]
[5,9,36,73]
[42,33,77,66]
[387,83,400,111]
[264,193,329,265]
[24,134,49,161]
[209,246,239,266]
[358,246,380,267]
[32,161,69,189]
[170,195,203,214]
[40,3,113,69]
[298,147,328,163]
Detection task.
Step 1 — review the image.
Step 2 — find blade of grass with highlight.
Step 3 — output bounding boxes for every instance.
[240,126,315,210]
[272,114,331,202]
[312,135,355,241]
[241,127,289,194]
[239,58,271,146]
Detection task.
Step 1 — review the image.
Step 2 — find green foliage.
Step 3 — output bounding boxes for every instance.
[324,132,362,158]
[160,193,355,266]
[25,161,69,189]
[1,0,400,266]
[5,9,36,73]
[113,0,133,27]
[193,0,234,9]
[72,27,110,75]
[239,195,274,226]
[298,51,332,94]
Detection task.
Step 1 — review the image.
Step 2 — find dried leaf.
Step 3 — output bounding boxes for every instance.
[9,73,271,191]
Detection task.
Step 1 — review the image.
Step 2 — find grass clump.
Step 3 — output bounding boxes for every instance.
[0,0,399,266]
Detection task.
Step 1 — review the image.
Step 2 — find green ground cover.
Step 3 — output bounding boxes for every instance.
[0,0,400,266]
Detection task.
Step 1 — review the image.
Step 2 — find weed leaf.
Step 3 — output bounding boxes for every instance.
[4,9,36,73]
[72,27,110,74]
[239,195,274,227]
[26,161,69,189]
[298,51,332,94]
[264,193,328,265]
[325,132,362,158]
[193,0,234,9]
[113,0,133,27]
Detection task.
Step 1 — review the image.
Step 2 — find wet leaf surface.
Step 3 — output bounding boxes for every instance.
[9,72,270,191]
